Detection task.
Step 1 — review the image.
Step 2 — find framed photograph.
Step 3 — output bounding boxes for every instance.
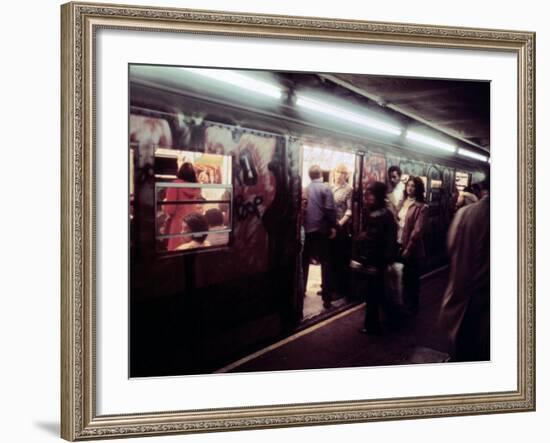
[61,1,535,440]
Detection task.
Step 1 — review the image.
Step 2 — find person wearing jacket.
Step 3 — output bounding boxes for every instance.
[438,179,490,361]
[303,165,337,309]
[357,181,398,335]
[397,176,429,315]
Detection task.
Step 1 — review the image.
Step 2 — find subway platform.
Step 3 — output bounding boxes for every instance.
[216,268,451,374]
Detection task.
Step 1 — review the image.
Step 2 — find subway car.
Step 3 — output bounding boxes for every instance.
[128,65,489,377]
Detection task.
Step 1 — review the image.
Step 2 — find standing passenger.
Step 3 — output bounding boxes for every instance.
[357,181,398,335]
[303,165,337,309]
[387,165,405,215]
[438,179,490,361]
[331,164,353,298]
[398,176,428,315]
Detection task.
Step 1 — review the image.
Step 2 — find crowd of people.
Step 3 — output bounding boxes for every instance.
[301,163,490,362]
[165,158,489,361]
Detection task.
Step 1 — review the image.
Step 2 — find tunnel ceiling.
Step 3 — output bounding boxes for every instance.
[130,65,491,154]
[329,74,490,151]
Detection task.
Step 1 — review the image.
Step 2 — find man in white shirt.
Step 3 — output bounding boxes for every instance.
[387,165,405,213]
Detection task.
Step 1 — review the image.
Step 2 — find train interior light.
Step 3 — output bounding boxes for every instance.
[295,94,403,136]
[405,129,457,154]
[458,147,490,162]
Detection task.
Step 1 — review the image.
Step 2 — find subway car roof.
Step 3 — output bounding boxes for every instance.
[129,64,490,171]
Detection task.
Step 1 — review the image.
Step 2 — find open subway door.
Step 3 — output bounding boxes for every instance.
[299,144,360,319]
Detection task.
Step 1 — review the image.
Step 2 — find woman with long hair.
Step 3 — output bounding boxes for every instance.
[357,181,397,335]
[397,176,429,315]
[330,163,353,298]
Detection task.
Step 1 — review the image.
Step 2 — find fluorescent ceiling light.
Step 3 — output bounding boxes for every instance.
[405,130,456,153]
[458,148,490,162]
[182,68,283,100]
[296,95,402,136]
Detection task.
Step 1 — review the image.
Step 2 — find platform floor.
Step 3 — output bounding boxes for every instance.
[302,264,349,321]
[219,269,451,373]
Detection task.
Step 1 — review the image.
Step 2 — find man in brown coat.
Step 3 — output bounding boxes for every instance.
[438,179,490,361]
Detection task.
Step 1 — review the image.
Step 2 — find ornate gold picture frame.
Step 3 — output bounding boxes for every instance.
[61,1,535,440]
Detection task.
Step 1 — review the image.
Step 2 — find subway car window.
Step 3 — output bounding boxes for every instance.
[455,171,470,190]
[154,148,232,253]
[429,179,443,203]
[361,153,386,206]
[427,166,443,204]
[419,176,428,199]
